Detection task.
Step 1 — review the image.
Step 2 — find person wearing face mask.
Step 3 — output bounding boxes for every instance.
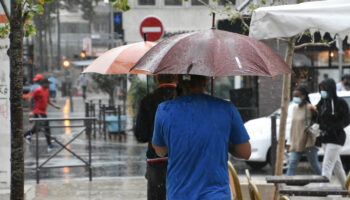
[317,79,349,187]
[286,86,322,176]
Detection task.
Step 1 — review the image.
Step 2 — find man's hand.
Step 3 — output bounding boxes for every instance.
[49,100,60,110]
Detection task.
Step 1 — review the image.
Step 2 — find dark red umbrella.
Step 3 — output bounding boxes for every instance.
[131,29,291,77]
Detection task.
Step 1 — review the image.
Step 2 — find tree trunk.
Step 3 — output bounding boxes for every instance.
[9,1,24,199]
[48,15,54,72]
[273,36,297,200]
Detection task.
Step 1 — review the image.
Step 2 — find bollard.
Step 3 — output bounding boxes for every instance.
[102,105,106,140]
[271,115,277,175]
[85,102,91,136]
[118,105,121,133]
[98,100,102,134]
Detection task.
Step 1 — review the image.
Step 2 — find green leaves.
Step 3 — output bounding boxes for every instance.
[24,24,36,37]
[30,4,44,15]
[0,24,10,36]
[109,0,130,11]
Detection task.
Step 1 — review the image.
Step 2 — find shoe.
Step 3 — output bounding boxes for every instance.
[47,144,55,152]
[25,136,31,144]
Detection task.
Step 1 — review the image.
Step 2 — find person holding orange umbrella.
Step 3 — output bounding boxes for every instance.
[135,74,177,200]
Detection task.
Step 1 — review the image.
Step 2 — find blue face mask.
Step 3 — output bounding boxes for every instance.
[321,91,328,99]
[293,97,302,105]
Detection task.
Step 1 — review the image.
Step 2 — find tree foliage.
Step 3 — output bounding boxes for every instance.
[91,74,123,106]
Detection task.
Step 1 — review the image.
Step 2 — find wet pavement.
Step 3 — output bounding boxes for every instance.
[22,92,322,199]
[24,94,147,182]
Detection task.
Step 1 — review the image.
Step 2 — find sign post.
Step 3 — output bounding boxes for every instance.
[139,16,164,42]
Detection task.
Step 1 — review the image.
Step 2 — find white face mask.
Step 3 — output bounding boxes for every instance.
[320,91,328,99]
[292,97,302,105]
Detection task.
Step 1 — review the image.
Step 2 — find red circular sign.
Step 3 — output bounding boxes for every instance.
[140,16,164,42]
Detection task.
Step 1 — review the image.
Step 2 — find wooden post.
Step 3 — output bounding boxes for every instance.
[273,36,297,200]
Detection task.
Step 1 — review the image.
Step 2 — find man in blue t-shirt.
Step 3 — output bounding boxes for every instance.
[152,75,251,200]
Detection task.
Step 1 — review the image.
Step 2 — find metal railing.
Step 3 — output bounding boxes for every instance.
[30,117,97,184]
[86,100,127,140]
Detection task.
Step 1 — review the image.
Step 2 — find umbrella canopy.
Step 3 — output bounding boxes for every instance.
[249,0,350,40]
[131,29,291,77]
[83,41,156,74]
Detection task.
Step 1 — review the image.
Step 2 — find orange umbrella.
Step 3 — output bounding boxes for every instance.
[83,41,156,74]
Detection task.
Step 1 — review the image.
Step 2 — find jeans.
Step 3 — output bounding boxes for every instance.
[146,161,167,200]
[287,147,322,176]
[322,143,346,187]
[24,114,52,146]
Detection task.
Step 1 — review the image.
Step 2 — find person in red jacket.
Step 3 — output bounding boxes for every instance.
[24,78,61,151]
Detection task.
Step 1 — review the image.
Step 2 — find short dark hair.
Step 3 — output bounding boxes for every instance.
[178,75,207,92]
[156,74,177,84]
[342,74,350,81]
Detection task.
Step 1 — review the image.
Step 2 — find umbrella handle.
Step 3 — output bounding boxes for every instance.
[144,33,147,42]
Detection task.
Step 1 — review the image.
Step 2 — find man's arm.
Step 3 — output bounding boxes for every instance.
[134,99,151,143]
[28,97,33,116]
[152,142,168,157]
[48,99,60,110]
[228,141,251,160]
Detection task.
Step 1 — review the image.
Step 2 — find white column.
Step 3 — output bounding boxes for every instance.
[234,76,242,89]
[0,37,10,185]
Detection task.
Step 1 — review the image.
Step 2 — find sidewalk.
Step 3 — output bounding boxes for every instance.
[27,177,147,200]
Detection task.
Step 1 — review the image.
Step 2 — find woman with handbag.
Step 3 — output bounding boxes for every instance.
[286,86,322,175]
[317,79,348,187]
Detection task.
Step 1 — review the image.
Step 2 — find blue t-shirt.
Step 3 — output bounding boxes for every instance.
[153,94,250,200]
[48,77,57,91]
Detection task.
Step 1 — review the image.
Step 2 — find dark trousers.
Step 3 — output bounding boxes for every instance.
[146,161,167,200]
[24,114,52,146]
[82,86,87,99]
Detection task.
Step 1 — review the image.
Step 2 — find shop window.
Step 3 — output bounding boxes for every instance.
[138,0,155,5]
[192,0,209,6]
[219,0,236,5]
[165,0,182,5]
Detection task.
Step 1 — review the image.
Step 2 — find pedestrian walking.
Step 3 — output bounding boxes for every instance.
[317,79,348,187]
[48,76,57,101]
[79,74,89,100]
[135,74,177,200]
[152,75,251,200]
[24,78,61,151]
[286,86,322,176]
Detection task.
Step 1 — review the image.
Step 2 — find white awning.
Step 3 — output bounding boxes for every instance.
[249,0,350,40]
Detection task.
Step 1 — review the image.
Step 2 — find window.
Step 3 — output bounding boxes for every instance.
[165,0,182,6]
[218,0,236,5]
[191,0,208,6]
[138,0,155,5]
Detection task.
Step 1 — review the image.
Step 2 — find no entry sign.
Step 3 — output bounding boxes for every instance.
[140,16,163,42]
